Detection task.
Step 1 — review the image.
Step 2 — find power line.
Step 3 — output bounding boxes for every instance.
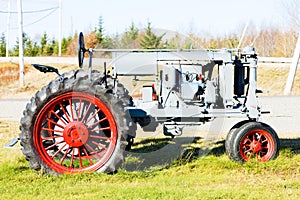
[9,7,58,29]
[24,8,58,27]
[0,6,58,14]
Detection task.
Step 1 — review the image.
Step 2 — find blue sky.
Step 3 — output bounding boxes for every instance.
[0,0,288,46]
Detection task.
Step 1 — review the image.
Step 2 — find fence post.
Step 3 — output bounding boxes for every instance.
[284,32,300,95]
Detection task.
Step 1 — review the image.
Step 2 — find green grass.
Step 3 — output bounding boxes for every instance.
[1,150,300,200]
[1,121,300,199]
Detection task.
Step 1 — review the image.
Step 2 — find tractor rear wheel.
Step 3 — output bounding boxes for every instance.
[20,69,134,174]
[226,122,279,163]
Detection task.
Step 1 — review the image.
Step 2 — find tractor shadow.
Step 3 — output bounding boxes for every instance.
[123,136,224,171]
[123,137,300,171]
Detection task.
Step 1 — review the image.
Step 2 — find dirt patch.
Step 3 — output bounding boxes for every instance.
[0,63,76,99]
[0,63,29,87]
[257,63,300,96]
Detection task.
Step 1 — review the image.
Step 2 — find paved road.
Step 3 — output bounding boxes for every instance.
[0,96,299,138]
[259,96,300,137]
[0,98,28,121]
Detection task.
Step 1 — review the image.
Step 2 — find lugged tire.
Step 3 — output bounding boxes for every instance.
[227,122,279,163]
[20,69,136,174]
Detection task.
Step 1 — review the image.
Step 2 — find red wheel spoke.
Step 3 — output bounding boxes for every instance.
[42,135,63,140]
[90,135,111,141]
[60,146,70,165]
[244,138,252,144]
[51,143,67,158]
[91,140,107,150]
[242,135,251,145]
[80,102,92,123]
[69,99,75,121]
[50,110,68,125]
[262,147,269,150]
[85,143,101,158]
[85,109,101,124]
[91,127,111,132]
[77,99,82,121]
[244,148,252,153]
[243,143,251,147]
[70,148,75,168]
[82,147,94,165]
[60,103,71,123]
[88,117,107,129]
[46,118,65,129]
[45,140,65,151]
[78,147,83,168]
[248,152,253,159]
[256,153,261,160]
[41,127,64,133]
[261,139,268,144]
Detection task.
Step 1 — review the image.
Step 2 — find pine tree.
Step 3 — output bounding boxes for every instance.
[96,16,104,44]
[140,22,165,49]
[40,32,48,55]
[95,16,112,48]
[22,33,38,56]
[61,36,72,54]
[0,33,6,57]
[121,22,139,48]
[11,38,20,56]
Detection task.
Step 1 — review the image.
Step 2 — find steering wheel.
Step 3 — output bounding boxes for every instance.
[78,32,87,68]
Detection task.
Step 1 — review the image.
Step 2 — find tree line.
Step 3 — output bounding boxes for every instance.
[0,17,298,57]
[0,32,72,57]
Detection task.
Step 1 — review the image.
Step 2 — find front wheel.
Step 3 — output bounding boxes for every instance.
[226,122,279,163]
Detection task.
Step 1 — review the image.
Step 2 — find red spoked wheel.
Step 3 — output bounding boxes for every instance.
[34,92,118,173]
[239,129,275,162]
[20,70,133,174]
[226,122,279,163]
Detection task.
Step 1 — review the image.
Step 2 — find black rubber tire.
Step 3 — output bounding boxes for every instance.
[227,122,279,163]
[225,127,237,159]
[20,69,135,174]
[225,120,251,159]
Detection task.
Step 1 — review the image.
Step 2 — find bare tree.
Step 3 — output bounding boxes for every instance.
[282,0,300,31]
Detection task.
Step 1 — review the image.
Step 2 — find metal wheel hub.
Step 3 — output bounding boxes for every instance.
[249,140,262,153]
[63,122,89,147]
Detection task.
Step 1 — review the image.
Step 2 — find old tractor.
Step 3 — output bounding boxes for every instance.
[17,32,279,174]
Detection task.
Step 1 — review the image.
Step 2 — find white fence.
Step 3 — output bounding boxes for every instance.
[258,57,293,63]
[0,56,296,66]
[0,57,111,66]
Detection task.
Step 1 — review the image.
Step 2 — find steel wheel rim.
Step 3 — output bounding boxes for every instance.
[33,92,118,173]
[239,129,275,162]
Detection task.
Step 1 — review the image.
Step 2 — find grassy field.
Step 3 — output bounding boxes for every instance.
[1,121,300,200]
[0,62,300,199]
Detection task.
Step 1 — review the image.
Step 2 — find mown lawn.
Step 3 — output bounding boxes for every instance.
[0,121,300,200]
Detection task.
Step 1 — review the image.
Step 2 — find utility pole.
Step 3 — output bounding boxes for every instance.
[58,0,62,56]
[6,0,11,57]
[284,32,300,95]
[18,0,24,87]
